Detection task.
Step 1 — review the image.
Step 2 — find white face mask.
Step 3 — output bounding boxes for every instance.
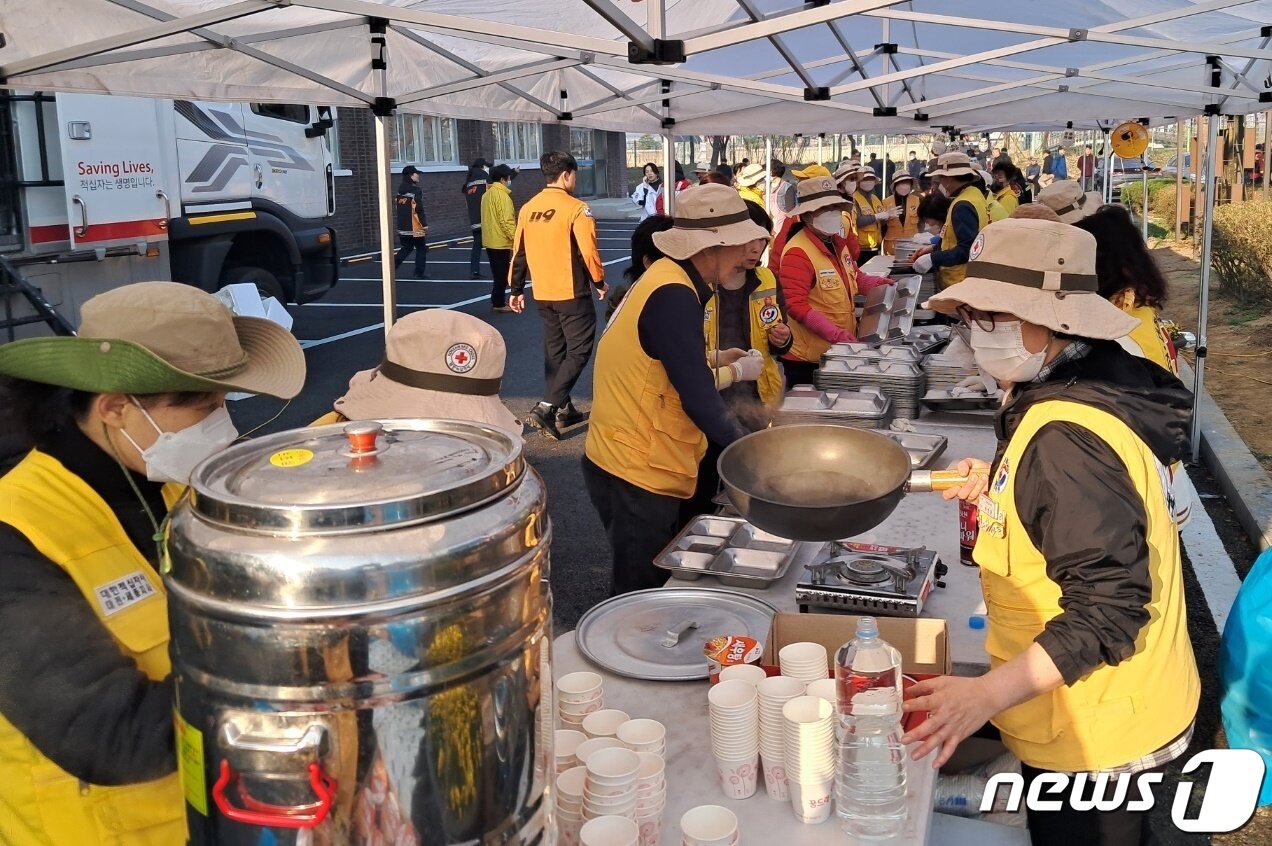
[808,209,845,238]
[841,181,857,195]
[969,321,1048,384]
[925,223,942,235]
[938,182,952,198]
[895,186,912,197]
[121,400,239,484]
[860,182,878,194]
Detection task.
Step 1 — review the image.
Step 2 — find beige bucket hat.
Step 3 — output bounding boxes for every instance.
[0,281,305,398]
[652,184,771,260]
[334,309,521,436]
[832,162,862,183]
[923,219,1139,341]
[1036,180,1103,223]
[736,162,767,187]
[891,172,915,186]
[787,176,854,218]
[923,151,978,179]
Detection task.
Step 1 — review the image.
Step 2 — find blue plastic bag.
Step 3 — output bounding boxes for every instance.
[1220,547,1272,806]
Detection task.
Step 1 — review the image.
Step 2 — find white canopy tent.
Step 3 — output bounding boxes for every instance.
[3,0,1271,455]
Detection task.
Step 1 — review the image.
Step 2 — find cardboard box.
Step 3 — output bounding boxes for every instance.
[760,612,951,677]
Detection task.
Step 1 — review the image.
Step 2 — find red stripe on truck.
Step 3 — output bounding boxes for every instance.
[29,219,166,245]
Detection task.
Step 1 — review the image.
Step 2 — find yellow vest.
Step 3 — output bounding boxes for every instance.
[974,401,1199,772]
[881,193,920,255]
[986,195,1008,222]
[853,191,884,249]
[737,184,765,208]
[1112,294,1176,375]
[937,186,989,289]
[781,228,858,364]
[994,187,1019,217]
[0,451,186,846]
[703,267,784,407]
[585,259,709,498]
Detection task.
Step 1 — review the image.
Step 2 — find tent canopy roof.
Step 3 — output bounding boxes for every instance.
[2,0,1270,133]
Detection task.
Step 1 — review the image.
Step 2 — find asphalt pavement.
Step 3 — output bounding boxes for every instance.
[227,218,1267,844]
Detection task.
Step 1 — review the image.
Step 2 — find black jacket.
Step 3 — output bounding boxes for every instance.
[462,165,488,227]
[395,178,425,234]
[993,340,1192,685]
[0,424,176,785]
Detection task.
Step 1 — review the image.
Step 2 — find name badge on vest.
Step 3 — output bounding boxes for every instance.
[817,268,839,290]
[977,494,1006,538]
[759,298,779,326]
[94,571,157,616]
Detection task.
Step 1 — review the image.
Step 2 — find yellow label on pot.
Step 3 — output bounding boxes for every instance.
[175,711,208,816]
[269,448,314,468]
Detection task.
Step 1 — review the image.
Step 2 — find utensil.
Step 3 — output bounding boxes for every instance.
[717,424,979,541]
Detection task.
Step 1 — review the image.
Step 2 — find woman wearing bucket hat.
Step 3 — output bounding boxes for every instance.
[1036,179,1103,225]
[735,162,767,207]
[777,176,894,388]
[851,167,893,264]
[911,152,990,288]
[0,281,304,845]
[881,172,921,256]
[313,309,522,438]
[900,220,1199,846]
[584,184,768,595]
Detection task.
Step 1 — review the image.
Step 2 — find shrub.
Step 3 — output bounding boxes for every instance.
[1211,200,1272,304]
[1121,179,1184,232]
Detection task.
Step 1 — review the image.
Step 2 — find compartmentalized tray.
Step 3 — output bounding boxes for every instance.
[655,516,798,588]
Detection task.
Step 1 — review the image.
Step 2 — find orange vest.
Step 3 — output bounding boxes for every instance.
[882,193,921,255]
[782,228,858,364]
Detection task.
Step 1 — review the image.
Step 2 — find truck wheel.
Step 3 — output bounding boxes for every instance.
[220,266,286,304]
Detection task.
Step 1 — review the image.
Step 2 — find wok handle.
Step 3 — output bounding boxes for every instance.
[909,469,989,493]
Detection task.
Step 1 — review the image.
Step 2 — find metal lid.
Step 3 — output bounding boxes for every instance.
[189,419,524,533]
[575,588,778,681]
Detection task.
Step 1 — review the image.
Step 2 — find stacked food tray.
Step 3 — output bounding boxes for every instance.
[816,358,925,419]
[775,385,893,429]
[898,326,951,355]
[922,351,981,391]
[654,516,799,587]
[922,385,1004,410]
[880,430,948,469]
[857,275,923,345]
[823,342,924,367]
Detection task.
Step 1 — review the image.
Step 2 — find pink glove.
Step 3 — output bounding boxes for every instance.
[801,309,856,344]
[857,272,894,292]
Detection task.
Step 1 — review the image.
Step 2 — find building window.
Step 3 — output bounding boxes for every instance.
[391,114,456,166]
[494,122,542,164]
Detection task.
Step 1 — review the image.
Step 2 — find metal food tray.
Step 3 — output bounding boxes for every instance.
[921,387,1004,410]
[898,326,951,355]
[857,275,922,346]
[654,516,798,588]
[880,430,948,469]
[823,342,922,365]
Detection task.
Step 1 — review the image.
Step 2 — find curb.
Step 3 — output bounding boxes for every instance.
[1180,360,1272,552]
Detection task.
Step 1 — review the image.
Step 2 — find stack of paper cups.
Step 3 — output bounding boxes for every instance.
[718,663,768,686]
[804,678,838,705]
[576,737,626,768]
[583,709,631,740]
[781,696,836,824]
[558,672,605,730]
[557,729,588,775]
[756,676,805,801]
[707,680,760,800]
[633,751,667,846]
[680,805,740,845]
[583,747,641,821]
[580,815,639,846]
[778,642,830,684]
[617,719,666,758]
[557,766,589,845]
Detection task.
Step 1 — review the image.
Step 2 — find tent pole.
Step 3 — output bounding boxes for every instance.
[1263,109,1270,201]
[369,22,397,336]
[764,137,773,213]
[1175,120,1184,241]
[663,129,676,216]
[1140,167,1149,241]
[818,134,825,166]
[1194,115,1207,256]
[1102,130,1112,202]
[1190,111,1221,461]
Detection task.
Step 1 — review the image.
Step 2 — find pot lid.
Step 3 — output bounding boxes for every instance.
[575,588,778,681]
[189,419,523,533]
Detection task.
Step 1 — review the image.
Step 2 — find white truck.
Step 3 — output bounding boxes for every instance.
[0,91,338,338]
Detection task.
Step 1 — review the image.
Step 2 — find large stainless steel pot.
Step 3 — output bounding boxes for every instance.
[717,424,974,541]
[166,420,553,846]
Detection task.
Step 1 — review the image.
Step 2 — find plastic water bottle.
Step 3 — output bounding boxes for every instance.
[835,617,908,840]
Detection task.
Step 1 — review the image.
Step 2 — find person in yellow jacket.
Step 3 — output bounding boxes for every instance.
[583,184,769,595]
[903,220,1199,846]
[852,169,893,264]
[881,173,921,255]
[0,281,304,846]
[480,164,518,313]
[911,152,989,288]
[734,162,767,207]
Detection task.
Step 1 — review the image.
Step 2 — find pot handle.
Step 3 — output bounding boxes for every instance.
[908,468,989,493]
[212,759,337,829]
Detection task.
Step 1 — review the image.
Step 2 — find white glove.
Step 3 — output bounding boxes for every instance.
[731,353,764,382]
[955,374,999,395]
[913,253,934,274]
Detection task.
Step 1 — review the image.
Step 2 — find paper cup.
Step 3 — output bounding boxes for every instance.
[715,753,759,800]
[707,679,758,711]
[586,747,641,784]
[558,729,588,757]
[804,678,837,704]
[585,781,637,800]
[576,737,626,766]
[616,719,666,750]
[788,778,834,824]
[558,671,604,699]
[582,709,631,739]
[561,699,606,717]
[580,815,639,846]
[558,766,589,798]
[680,805,738,846]
[758,675,807,700]
[635,752,664,785]
[636,816,662,846]
[760,752,789,801]
[559,815,584,846]
[778,642,828,671]
[718,664,768,686]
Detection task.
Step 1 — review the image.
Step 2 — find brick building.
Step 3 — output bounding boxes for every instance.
[331,109,627,253]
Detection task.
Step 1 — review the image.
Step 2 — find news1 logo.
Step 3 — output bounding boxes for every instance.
[982,749,1265,833]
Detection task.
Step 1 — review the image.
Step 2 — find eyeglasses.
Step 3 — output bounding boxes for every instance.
[955,305,1000,332]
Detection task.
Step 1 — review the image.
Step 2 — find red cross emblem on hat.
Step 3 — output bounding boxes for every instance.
[445,343,478,373]
[453,350,470,366]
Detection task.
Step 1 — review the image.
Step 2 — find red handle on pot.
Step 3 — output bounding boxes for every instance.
[212,759,337,829]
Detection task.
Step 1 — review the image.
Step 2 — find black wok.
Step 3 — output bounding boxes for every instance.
[717,424,972,542]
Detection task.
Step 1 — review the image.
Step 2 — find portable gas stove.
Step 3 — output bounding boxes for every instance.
[796,542,945,617]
